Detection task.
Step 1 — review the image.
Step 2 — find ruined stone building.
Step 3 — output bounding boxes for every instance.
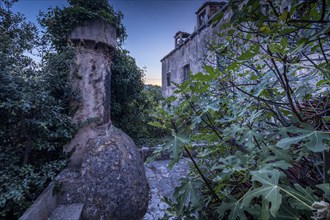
[161,1,227,98]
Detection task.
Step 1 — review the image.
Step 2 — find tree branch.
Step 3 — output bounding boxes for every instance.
[320,0,326,21]
[183,145,222,204]
[268,0,279,17]
[282,56,304,122]
[318,37,328,63]
[229,81,289,106]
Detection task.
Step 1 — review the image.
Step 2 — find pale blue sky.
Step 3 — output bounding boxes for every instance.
[13,0,208,85]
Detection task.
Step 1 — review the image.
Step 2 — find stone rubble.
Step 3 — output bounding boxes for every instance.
[143,158,191,220]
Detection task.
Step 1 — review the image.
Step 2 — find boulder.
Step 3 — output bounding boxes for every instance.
[57,124,150,220]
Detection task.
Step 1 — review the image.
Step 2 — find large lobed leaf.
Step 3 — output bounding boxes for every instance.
[217,195,247,220]
[173,178,202,217]
[276,127,330,152]
[242,169,282,217]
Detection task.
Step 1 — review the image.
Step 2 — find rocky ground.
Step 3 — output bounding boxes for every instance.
[143,158,191,220]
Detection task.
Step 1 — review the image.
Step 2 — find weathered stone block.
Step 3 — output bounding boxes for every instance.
[69,43,113,126]
[19,183,57,220]
[49,203,84,220]
[68,19,116,48]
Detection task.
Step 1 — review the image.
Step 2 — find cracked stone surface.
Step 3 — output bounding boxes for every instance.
[143,158,191,220]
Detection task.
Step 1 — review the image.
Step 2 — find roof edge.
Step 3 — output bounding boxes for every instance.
[195,1,224,15]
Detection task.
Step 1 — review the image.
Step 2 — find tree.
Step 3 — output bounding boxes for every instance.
[110,49,146,137]
[151,0,330,219]
[39,0,126,51]
[0,1,74,218]
[110,50,166,144]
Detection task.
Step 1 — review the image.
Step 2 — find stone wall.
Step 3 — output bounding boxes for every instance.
[161,9,222,98]
[19,183,57,220]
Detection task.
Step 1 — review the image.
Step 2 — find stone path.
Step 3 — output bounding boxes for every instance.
[143,158,191,220]
[20,148,192,220]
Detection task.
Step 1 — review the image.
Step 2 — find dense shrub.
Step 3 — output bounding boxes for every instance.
[151,0,330,219]
[0,1,74,218]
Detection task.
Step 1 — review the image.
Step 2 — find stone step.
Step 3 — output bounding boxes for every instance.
[49,203,84,220]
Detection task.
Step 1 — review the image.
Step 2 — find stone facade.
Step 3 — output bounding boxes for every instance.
[161,1,226,98]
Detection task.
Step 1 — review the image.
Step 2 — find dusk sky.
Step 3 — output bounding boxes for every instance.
[13,0,209,85]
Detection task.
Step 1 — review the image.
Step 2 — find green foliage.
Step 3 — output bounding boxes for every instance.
[242,170,282,217]
[111,49,145,125]
[110,50,165,146]
[0,161,66,217]
[276,127,330,152]
[39,0,126,51]
[0,1,74,218]
[151,0,330,218]
[163,178,203,219]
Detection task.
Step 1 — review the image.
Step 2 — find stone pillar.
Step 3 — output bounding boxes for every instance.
[19,19,150,220]
[57,19,150,220]
[68,19,116,125]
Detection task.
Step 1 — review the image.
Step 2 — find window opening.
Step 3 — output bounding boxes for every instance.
[166,72,171,86]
